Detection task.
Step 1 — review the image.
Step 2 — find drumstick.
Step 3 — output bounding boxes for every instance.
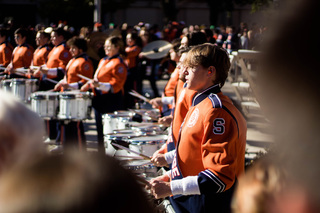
[110,142,151,160]
[129,90,151,103]
[115,155,144,160]
[45,78,59,84]
[29,65,40,70]
[77,74,92,81]
[128,108,159,121]
[134,174,150,187]
[14,68,29,73]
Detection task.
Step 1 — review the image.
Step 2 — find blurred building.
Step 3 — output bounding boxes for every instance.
[0,0,267,30]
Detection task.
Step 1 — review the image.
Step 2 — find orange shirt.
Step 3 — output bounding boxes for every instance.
[171,85,247,192]
[66,53,94,84]
[164,67,179,97]
[125,45,141,69]
[11,43,34,68]
[0,41,13,67]
[46,42,72,78]
[32,44,51,66]
[94,55,127,94]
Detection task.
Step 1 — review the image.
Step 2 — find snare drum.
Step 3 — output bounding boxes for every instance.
[124,160,158,177]
[57,91,92,120]
[30,91,59,119]
[127,135,167,157]
[103,113,132,135]
[130,122,166,135]
[11,78,38,102]
[104,131,141,156]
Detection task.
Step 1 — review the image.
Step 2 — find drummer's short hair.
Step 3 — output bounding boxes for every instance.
[52,27,68,39]
[171,38,182,53]
[14,28,28,38]
[37,30,51,40]
[107,36,126,56]
[184,43,230,87]
[67,36,88,52]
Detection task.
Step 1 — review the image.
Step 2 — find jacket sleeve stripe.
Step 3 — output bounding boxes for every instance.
[199,169,226,193]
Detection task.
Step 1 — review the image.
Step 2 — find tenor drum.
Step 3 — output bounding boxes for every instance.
[103,113,132,135]
[104,131,141,156]
[127,135,167,157]
[57,91,92,120]
[0,79,12,92]
[30,91,59,119]
[11,78,38,102]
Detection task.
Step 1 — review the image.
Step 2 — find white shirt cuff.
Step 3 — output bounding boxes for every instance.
[170,176,201,196]
[48,68,58,76]
[162,96,174,105]
[164,150,176,164]
[68,82,79,89]
[98,82,111,92]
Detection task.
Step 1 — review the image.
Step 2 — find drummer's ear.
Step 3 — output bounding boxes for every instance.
[208,66,215,74]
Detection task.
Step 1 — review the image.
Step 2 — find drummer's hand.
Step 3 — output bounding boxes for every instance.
[33,69,41,77]
[60,82,71,90]
[145,174,170,190]
[4,64,12,73]
[151,152,168,167]
[54,82,62,91]
[30,66,40,77]
[148,177,172,199]
[92,79,100,88]
[158,115,173,127]
[39,66,48,75]
[80,82,90,92]
[149,97,163,108]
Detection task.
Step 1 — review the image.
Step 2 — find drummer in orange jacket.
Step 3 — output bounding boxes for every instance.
[0,28,13,69]
[147,44,247,213]
[54,36,94,151]
[31,30,52,68]
[33,27,72,142]
[81,36,127,153]
[33,27,72,91]
[151,47,196,168]
[5,28,34,78]
[26,30,52,79]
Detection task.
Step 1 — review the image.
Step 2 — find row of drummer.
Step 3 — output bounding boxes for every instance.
[1,27,132,153]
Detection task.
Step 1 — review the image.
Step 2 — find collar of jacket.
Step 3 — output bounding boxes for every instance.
[192,84,221,106]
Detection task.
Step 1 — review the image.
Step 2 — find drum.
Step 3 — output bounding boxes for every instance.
[57,91,92,120]
[102,113,132,135]
[11,78,38,102]
[130,122,166,135]
[124,160,158,178]
[134,108,160,122]
[0,79,12,92]
[30,91,59,119]
[127,135,167,157]
[104,131,141,156]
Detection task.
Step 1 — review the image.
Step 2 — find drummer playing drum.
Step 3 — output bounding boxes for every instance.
[54,36,94,151]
